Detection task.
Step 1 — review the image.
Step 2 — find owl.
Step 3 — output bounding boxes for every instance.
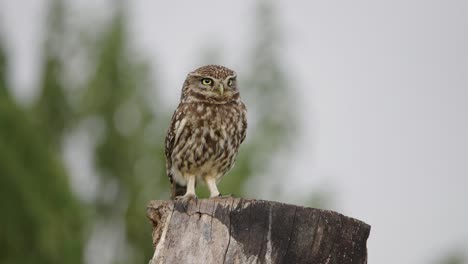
[165,65,247,201]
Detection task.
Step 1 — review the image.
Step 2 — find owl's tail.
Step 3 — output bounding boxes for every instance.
[171,182,186,200]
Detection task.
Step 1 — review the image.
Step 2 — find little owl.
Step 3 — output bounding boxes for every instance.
[165,65,247,201]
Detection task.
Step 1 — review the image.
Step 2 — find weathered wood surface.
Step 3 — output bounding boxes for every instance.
[147,198,370,264]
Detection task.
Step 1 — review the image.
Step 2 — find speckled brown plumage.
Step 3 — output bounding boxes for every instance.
[165,65,247,200]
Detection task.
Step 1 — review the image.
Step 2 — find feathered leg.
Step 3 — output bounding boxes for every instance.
[175,176,197,202]
[205,177,220,198]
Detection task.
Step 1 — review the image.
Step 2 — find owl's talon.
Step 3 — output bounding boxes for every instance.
[175,193,197,210]
[218,193,235,198]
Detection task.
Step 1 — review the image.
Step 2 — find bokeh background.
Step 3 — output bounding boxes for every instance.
[0,0,467,263]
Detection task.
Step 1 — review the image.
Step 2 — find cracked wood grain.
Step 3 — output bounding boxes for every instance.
[222,198,234,264]
[147,198,370,264]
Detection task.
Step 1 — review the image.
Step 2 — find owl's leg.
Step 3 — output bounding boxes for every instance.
[176,175,197,202]
[184,176,197,199]
[205,177,220,198]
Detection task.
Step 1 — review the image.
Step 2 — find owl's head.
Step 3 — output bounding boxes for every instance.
[181,65,239,103]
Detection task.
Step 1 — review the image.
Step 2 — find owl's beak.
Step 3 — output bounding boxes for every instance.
[218,83,224,96]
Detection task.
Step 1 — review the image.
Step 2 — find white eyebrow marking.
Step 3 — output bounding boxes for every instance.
[224,75,237,81]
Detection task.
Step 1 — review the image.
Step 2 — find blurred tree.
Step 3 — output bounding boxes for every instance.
[219,0,297,198]
[0,38,7,97]
[33,0,73,149]
[77,5,166,263]
[433,250,467,264]
[0,37,85,264]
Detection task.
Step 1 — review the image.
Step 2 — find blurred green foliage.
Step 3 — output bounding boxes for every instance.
[433,250,467,264]
[0,41,84,264]
[78,8,164,262]
[34,0,73,149]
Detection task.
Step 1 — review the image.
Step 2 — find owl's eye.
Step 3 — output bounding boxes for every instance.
[227,79,234,86]
[201,78,213,86]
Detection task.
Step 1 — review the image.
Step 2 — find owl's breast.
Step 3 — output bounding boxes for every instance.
[171,102,246,176]
[194,104,243,155]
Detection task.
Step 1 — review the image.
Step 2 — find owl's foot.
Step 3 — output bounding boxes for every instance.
[175,193,197,210]
[217,193,235,198]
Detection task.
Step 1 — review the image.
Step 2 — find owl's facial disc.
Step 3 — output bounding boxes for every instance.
[184,71,239,103]
[197,76,225,96]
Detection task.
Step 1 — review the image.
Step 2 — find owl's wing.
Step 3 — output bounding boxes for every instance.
[165,104,188,197]
[239,102,248,144]
[165,109,178,184]
[165,104,187,199]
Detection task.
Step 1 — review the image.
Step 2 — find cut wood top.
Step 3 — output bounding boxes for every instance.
[147,198,370,264]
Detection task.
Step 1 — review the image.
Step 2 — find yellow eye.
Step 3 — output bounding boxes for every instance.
[201,78,213,86]
[227,79,233,86]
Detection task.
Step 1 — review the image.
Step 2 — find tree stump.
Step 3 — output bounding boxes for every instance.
[147,198,370,264]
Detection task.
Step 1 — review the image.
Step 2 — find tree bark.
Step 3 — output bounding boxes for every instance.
[147,198,370,264]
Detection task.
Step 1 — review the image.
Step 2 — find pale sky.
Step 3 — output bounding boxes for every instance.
[1,0,468,263]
